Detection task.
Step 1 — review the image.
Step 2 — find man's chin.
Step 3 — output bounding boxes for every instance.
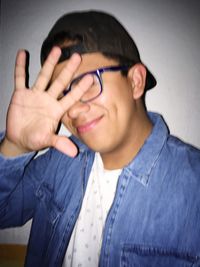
[79,136,111,154]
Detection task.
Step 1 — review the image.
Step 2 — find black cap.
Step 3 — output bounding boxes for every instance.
[41,10,156,90]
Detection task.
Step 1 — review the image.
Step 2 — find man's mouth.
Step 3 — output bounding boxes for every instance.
[76,116,103,134]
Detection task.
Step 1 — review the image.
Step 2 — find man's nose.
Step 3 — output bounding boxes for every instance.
[68,101,90,119]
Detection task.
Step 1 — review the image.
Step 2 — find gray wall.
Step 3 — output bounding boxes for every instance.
[0,0,200,244]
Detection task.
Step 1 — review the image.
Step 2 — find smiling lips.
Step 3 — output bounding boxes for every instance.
[77,116,103,134]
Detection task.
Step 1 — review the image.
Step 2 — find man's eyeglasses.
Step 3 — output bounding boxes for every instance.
[63,65,130,103]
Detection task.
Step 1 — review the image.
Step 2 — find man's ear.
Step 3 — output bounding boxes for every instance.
[127,63,147,99]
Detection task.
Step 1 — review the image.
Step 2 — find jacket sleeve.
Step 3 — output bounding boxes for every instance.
[0,132,51,228]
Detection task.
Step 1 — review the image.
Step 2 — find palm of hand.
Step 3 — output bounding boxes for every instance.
[4,47,93,156]
[7,88,63,152]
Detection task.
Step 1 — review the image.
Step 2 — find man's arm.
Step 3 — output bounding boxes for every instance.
[0,47,92,227]
[0,133,36,228]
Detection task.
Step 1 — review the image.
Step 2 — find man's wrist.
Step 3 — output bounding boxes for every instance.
[0,137,30,157]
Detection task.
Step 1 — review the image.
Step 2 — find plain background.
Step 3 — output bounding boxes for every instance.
[0,0,200,244]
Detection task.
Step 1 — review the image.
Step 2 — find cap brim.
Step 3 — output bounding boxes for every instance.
[145,68,157,90]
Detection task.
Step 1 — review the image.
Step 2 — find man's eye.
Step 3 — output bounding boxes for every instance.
[71,77,83,89]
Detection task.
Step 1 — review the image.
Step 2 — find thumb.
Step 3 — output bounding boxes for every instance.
[51,135,78,157]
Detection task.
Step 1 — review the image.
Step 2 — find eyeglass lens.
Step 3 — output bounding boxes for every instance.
[71,73,102,102]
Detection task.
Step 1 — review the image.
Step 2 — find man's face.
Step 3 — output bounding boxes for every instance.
[52,52,139,155]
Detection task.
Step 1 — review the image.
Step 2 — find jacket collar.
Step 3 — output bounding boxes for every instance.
[124,112,169,186]
[69,112,169,186]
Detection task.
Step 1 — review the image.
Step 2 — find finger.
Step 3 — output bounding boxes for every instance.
[59,74,93,111]
[15,50,26,90]
[33,46,61,92]
[47,53,82,98]
[50,134,78,157]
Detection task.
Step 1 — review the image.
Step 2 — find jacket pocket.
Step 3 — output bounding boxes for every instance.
[120,244,199,267]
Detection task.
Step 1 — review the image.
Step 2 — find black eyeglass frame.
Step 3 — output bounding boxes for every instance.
[63,65,131,103]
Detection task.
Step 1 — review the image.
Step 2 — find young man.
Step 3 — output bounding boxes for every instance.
[0,10,200,267]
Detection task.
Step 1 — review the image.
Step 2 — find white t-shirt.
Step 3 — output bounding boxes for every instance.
[62,153,122,267]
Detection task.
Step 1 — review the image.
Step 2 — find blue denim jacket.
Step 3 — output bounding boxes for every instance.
[1,112,200,267]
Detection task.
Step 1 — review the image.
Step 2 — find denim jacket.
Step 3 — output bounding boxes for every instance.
[0,112,200,267]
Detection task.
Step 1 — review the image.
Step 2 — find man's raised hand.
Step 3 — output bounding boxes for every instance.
[2,47,92,157]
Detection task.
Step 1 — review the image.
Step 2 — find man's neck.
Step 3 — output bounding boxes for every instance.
[100,111,153,170]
